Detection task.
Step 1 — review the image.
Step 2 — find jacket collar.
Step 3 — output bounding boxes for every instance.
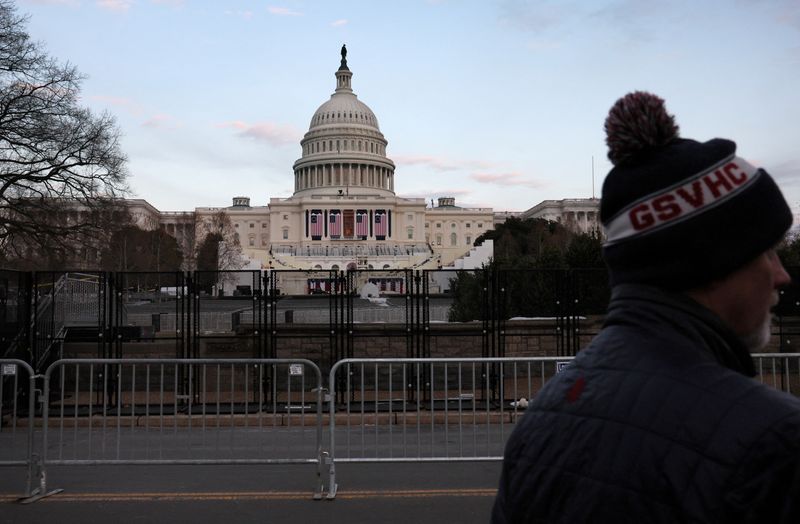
[604,284,756,377]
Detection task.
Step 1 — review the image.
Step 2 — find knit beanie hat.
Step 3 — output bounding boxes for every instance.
[600,91,792,290]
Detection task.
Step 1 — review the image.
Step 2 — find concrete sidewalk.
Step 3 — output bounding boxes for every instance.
[1,462,501,523]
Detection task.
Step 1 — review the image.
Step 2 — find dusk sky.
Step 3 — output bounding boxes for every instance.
[19,0,800,215]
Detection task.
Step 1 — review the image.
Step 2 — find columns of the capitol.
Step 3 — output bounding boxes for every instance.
[293,162,394,191]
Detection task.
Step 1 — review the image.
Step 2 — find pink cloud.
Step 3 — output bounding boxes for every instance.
[268,6,302,16]
[470,173,510,183]
[89,95,144,116]
[26,0,80,6]
[217,120,302,146]
[395,153,544,191]
[394,155,494,172]
[142,113,179,129]
[470,172,546,189]
[776,4,800,32]
[96,0,133,12]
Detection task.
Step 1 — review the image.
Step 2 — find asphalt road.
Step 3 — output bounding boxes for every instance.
[1,461,501,523]
[1,421,507,523]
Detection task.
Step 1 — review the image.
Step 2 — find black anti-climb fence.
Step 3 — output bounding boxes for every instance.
[3,267,800,374]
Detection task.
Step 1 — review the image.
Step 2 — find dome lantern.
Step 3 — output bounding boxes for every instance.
[336,44,352,93]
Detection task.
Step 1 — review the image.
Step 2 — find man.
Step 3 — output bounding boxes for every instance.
[492,92,800,523]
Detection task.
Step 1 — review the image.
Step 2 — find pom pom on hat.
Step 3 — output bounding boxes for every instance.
[605,91,679,166]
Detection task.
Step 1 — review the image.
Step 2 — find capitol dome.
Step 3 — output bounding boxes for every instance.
[309,88,380,131]
[292,46,395,197]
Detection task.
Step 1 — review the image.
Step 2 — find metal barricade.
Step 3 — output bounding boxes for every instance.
[325,357,571,499]
[8,353,800,503]
[0,359,36,498]
[38,358,327,499]
[752,353,800,393]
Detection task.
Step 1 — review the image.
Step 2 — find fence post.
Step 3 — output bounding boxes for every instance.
[19,363,63,504]
[312,362,326,500]
[24,369,35,497]
[326,360,341,500]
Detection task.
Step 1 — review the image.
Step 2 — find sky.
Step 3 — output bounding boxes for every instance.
[17,0,800,215]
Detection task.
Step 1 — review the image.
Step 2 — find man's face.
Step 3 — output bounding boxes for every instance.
[714,249,790,344]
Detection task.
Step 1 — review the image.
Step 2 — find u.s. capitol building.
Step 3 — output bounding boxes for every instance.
[133,48,498,273]
[121,48,600,279]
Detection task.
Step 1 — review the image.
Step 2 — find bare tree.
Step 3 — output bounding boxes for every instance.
[195,211,245,271]
[0,1,127,260]
[100,224,183,273]
[191,211,246,295]
[177,212,201,272]
[0,199,132,270]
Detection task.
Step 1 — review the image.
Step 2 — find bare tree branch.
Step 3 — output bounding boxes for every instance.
[0,0,128,265]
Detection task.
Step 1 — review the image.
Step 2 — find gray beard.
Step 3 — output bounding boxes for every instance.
[740,314,773,352]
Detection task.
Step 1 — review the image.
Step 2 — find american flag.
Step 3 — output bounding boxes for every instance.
[329,210,341,238]
[310,210,323,238]
[355,210,369,237]
[374,210,387,237]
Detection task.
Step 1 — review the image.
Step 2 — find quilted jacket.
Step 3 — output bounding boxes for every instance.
[492,284,800,523]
